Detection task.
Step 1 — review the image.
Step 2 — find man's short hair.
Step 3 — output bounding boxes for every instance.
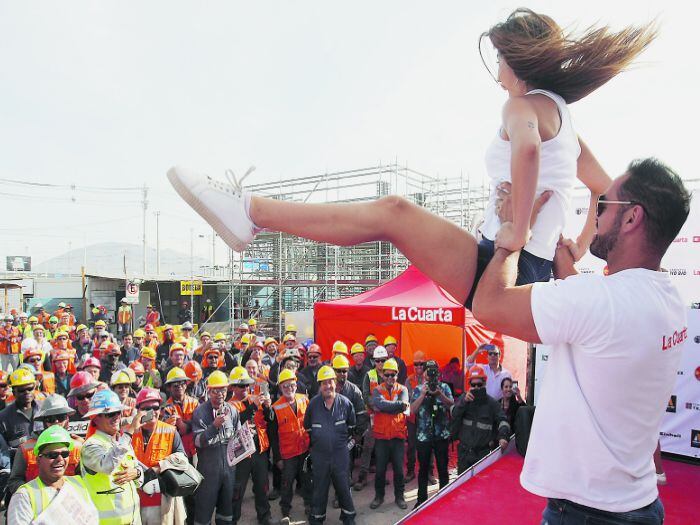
[619,158,691,254]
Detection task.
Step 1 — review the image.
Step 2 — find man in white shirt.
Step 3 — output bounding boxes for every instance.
[465,343,511,400]
[472,158,690,524]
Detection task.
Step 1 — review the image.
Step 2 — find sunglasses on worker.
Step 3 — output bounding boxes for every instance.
[383,373,397,379]
[470,381,485,389]
[44,413,69,424]
[40,450,70,460]
[76,391,95,401]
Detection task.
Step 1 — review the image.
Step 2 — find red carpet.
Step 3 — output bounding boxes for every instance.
[404,452,699,524]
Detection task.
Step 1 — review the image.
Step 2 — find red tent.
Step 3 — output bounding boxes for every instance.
[313,266,528,390]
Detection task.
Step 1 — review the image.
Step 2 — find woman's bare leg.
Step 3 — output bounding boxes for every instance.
[250,195,478,304]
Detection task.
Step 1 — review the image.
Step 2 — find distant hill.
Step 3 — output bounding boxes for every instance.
[34,242,213,277]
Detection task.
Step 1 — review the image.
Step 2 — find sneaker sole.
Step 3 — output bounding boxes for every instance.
[167,167,250,252]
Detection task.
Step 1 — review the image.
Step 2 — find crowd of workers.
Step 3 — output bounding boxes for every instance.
[0,305,518,524]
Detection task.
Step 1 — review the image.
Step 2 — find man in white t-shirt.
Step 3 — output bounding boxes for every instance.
[465,343,511,400]
[472,158,690,524]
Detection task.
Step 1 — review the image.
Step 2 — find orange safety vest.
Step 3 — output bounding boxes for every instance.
[163,395,198,457]
[37,312,51,328]
[229,398,270,454]
[132,420,176,507]
[373,384,408,440]
[20,434,83,482]
[0,326,21,355]
[121,396,136,418]
[40,372,56,395]
[117,306,132,325]
[271,394,309,459]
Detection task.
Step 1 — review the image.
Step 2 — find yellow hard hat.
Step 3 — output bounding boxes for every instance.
[383,335,398,346]
[278,369,297,385]
[283,334,296,342]
[248,318,257,326]
[317,365,337,382]
[214,332,227,342]
[332,355,350,370]
[382,358,399,373]
[240,333,252,344]
[365,334,378,344]
[285,324,297,332]
[28,316,39,323]
[264,337,277,347]
[110,371,132,386]
[332,341,348,355]
[200,331,211,338]
[140,347,156,360]
[10,368,35,388]
[95,320,106,328]
[229,366,254,385]
[207,370,229,388]
[165,367,189,384]
[413,350,426,363]
[169,343,185,355]
[76,324,88,332]
[350,343,365,355]
[133,329,146,338]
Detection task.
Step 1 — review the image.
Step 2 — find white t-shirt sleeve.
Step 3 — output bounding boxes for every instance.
[531,274,613,347]
[7,488,34,525]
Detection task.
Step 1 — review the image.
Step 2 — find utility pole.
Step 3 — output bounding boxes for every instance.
[190,228,194,324]
[211,227,216,273]
[142,185,148,275]
[155,211,161,276]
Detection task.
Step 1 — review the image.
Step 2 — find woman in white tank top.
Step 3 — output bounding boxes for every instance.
[168,9,657,308]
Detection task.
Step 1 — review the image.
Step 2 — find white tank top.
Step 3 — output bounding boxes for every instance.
[479,89,581,260]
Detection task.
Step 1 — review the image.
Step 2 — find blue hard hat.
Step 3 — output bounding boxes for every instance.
[84,389,125,418]
[302,338,314,350]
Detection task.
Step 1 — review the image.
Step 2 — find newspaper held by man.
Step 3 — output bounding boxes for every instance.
[32,478,99,525]
[226,422,255,467]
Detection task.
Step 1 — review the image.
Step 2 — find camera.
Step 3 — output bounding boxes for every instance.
[425,360,440,394]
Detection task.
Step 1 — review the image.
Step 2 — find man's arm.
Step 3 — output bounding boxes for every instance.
[471,247,542,344]
[371,389,406,414]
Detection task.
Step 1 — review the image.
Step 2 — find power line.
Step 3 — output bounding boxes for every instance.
[0,177,144,192]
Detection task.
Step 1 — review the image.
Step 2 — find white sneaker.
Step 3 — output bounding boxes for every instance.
[656,472,667,485]
[167,166,260,252]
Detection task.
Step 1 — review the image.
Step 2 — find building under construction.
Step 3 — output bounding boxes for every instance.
[232,162,490,333]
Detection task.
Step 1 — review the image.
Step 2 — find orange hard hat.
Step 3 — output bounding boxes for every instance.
[184,360,203,383]
[129,361,146,375]
[465,365,487,388]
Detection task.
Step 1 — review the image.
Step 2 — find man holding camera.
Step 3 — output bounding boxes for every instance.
[409,359,454,508]
[466,343,511,401]
[450,366,510,474]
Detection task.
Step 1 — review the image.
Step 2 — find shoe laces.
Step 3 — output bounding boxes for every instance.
[224,166,256,195]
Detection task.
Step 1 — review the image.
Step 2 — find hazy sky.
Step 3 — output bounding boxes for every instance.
[0,1,696,270]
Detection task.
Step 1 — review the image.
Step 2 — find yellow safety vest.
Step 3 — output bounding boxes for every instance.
[80,431,140,525]
[17,475,92,519]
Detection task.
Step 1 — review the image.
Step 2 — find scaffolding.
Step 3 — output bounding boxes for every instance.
[227,162,490,333]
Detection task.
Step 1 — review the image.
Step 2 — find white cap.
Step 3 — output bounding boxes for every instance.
[19,311,28,318]
[372,345,389,359]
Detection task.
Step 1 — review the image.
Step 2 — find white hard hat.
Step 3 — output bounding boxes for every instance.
[19,312,28,318]
[372,346,389,359]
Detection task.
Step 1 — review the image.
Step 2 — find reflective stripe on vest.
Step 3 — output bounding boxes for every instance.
[272,394,309,459]
[20,475,90,518]
[132,420,175,507]
[372,384,407,440]
[22,438,82,482]
[81,431,139,524]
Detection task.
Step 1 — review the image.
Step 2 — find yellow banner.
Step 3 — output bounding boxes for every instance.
[180,280,203,296]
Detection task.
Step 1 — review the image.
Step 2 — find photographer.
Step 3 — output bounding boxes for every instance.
[450,366,510,474]
[409,360,453,508]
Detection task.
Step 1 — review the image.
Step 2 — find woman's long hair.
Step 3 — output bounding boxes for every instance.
[480,8,658,103]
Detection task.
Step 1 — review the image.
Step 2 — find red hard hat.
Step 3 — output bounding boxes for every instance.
[129,361,145,375]
[465,365,487,388]
[102,342,121,356]
[144,324,155,332]
[136,387,162,407]
[83,356,102,370]
[184,360,203,383]
[53,350,70,362]
[68,371,98,397]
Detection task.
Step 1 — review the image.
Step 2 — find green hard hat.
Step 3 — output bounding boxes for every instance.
[33,425,74,456]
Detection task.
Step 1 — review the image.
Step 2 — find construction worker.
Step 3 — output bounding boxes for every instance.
[228,367,273,525]
[0,314,22,370]
[82,356,102,382]
[271,349,307,399]
[99,341,126,383]
[53,302,66,320]
[67,371,100,430]
[347,343,369,389]
[145,304,161,327]
[34,303,51,328]
[132,387,186,525]
[450,365,510,474]
[7,426,96,525]
[191,370,241,525]
[17,312,31,340]
[20,340,46,376]
[363,334,378,355]
[7,394,83,496]
[92,320,110,348]
[202,347,223,382]
[73,324,94,361]
[81,388,144,524]
[162,367,198,457]
[120,332,140,365]
[179,321,197,355]
[157,324,176,365]
[144,323,160,348]
[183,360,206,402]
[50,350,73,397]
[383,336,407,385]
[369,358,409,510]
[282,334,296,351]
[117,298,132,337]
[267,369,311,523]
[111,371,137,421]
[284,324,297,338]
[354,345,389,491]
[200,298,214,324]
[0,370,10,411]
[129,360,147,396]
[64,304,77,327]
[0,368,42,458]
[304,366,357,525]
[31,323,53,361]
[404,350,427,483]
[193,330,213,361]
[298,343,323,399]
[261,337,278,367]
[139,347,163,389]
[332,355,368,485]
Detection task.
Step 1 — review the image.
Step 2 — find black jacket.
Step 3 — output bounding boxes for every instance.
[450,391,510,450]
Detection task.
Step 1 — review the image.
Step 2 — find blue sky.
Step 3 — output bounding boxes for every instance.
[0,1,694,268]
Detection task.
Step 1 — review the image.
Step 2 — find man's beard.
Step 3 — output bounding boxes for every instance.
[590,212,623,261]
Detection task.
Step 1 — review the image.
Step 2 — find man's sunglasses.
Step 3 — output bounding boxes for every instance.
[414,362,425,367]
[470,382,485,389]
[374,359,386,363]
[0,383,7,388]
[100,411,121,419]
[383,373,397,379]
[487,351,499,356]
[40,450,70,460]
[44,414,69,424]
[76,391,95,401]
[596,195,648,218]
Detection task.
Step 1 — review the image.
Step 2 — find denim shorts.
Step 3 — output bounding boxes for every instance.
[542,497,664,525]
[464,237,553,310]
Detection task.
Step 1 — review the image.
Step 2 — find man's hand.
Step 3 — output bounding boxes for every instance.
[495,182,553,249]
[495,222,530,252]
[553,236,578,279]
[276,460,284,471]
[499,438,508,451]
[113,466,139,485]
[464,391,475,402]
[212,412,227,429]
